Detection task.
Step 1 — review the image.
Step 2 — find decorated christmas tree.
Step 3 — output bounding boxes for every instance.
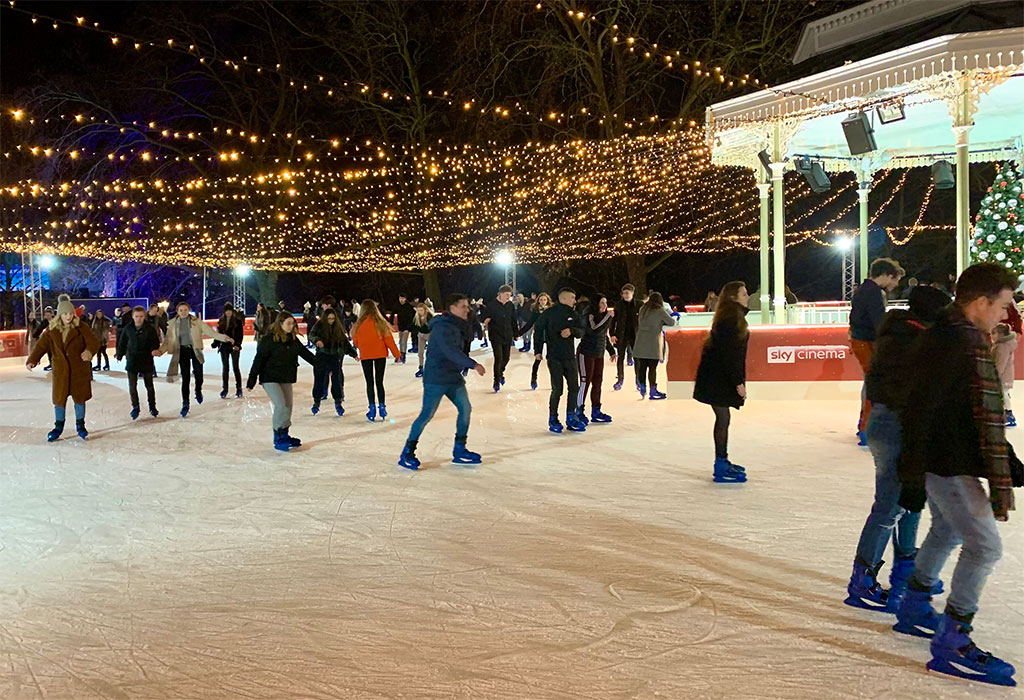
[970,163,1024,281]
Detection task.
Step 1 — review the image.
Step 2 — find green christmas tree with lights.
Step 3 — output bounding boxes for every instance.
[970,163,1024,281]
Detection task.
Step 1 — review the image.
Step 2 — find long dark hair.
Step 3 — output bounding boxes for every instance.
[217,308,240,334]
[313,307,347,342]
[640,291,664,319]
[712,281,749,336]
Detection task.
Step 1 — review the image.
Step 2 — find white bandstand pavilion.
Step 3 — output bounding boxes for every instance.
[706,26,1024,324]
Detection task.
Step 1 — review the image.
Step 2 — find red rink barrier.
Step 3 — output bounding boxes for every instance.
[0,317,310,359]
[667,325,1024,382]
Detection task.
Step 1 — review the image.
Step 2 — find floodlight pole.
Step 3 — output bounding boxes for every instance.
[202,266,207,320]
[954,125,972,277]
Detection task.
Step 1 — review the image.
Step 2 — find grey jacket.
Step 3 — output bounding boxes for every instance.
[633,307,675,360]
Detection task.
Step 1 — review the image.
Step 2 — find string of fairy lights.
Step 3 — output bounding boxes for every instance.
[0,2,952,272]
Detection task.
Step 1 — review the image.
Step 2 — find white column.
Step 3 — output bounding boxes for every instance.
[757,182,771,324]
[954,125,972,277]
[858,185,870,282]
[770,162,787,325]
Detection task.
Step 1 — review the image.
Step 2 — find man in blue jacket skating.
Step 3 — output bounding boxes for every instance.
[399,293,487,470]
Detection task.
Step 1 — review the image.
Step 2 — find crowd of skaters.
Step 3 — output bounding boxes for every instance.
[19,261,1023,686]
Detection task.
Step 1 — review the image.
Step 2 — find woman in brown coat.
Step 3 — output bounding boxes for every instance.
[26,294,101,441]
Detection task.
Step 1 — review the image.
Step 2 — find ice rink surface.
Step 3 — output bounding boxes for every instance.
[1,341,1021,699]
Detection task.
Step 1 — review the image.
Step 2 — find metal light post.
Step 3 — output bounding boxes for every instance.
[836,237,856,301]
[233,264,250,315]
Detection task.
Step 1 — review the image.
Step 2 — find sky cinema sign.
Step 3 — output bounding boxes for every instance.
[766,345,849,364]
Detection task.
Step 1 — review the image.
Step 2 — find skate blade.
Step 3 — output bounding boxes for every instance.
[843,595,889,612]
[398,461,420,471]
[927,658,1017,687]
[891,621,934,638]
[713,475,747,483]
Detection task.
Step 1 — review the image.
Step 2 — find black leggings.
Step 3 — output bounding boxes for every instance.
[531,358,542,386]
[220,347,241,391]
[634,358,658,388]
[712,405,731,459]
[94,346,109,368]
[361,357,387,405]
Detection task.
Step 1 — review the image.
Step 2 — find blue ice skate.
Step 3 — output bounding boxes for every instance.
[926,614,1016,687]
[844,558,889,611]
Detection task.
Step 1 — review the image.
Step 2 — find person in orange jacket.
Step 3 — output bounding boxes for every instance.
[352,299,401,421]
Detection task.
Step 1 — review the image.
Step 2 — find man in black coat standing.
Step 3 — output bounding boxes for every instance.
[116,306,162,419]
[482,284,520,392]
[611,283,642,391]
[394,293,415,364]
[535,288,585,433]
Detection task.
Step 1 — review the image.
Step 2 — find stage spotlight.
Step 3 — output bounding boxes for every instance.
[794,157,831,193]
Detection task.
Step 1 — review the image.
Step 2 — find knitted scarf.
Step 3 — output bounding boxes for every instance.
[950,307,1013,500]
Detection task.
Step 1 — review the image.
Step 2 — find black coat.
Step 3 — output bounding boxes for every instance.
[612,298,642,343]
[898,306,988,492]
[482,299,520,342]
[693,310,749,409]
[534,304,583,361]
[214,315,244,351]
[578,311,616,358]
[394,302,416,331]
[864,310,928,411]
[116,321,161,374]
[247,335,317,387]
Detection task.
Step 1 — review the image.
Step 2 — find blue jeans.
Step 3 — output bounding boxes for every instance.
[407,383,471,441]
[913,473,1003,616]
[854,404,921,564]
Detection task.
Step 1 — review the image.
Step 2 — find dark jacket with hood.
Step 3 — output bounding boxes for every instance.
[482,298,520,343]
[578,309,616,358]
[308,319,357,359]
[247,334,317,387]
[612,298,642,343]
[534,303,583,361]
[864,310,929,411]
[116,320,161,374]
[423,313,478,385]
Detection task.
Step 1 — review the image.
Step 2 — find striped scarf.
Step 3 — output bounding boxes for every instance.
[950,307,1014,499]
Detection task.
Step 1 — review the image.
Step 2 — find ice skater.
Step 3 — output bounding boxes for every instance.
[693,282,750,483]
[633,292,674,399]
[534,288,584,433]
[481,284,520,392]
[352,299,402,421]
[575,293,615,425]
[246,311,318,452]
[26,294,101,441]
[116,305,162,419]
[158,301,233,416]
[90,309,112,371]
[844,286,950,614]
[992,299,1021,426]
[398,294,487,470]
[411,302,433,378]
[393,293,415,363]
[214,302,245,398]
[850,258,905,445]
[519,292,552,390]
[308,307,358,416]
[894,263,1017,686]
[611,284,641,390]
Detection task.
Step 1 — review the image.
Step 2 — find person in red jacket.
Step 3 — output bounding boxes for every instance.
[352,299,401,422]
